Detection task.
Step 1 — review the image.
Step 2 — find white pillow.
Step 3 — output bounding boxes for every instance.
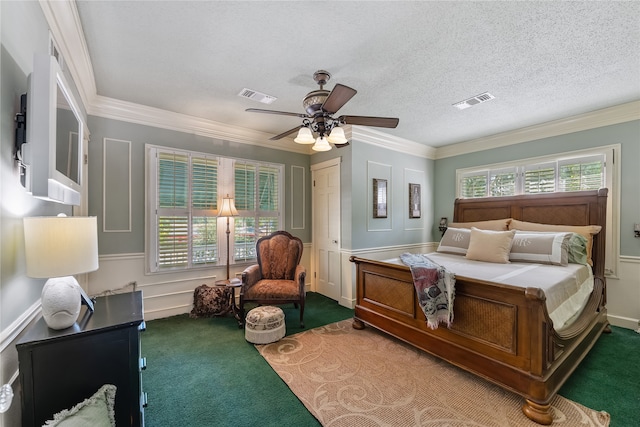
[466,228,516,264]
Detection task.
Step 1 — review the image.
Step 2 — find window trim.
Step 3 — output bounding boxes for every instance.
[455,145,620,277]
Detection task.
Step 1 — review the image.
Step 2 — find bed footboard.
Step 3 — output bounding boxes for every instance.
[350,255,608,425]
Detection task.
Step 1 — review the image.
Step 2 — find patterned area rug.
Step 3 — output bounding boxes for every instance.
[256,319,610,427]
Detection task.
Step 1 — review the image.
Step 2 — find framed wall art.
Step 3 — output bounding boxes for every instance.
[409,183,421,218]
[373,178,387,218]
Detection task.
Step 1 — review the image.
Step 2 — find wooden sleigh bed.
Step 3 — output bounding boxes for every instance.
[350,189,609,425]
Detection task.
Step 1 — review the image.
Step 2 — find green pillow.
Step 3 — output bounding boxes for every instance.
[43,384,116,427]
[568,233,589,265]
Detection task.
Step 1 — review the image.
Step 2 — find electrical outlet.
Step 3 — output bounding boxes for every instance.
[634,223,640,238]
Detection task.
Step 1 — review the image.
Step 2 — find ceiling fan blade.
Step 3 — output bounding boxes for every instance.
[339,115,399,128]
[269,126,302,141]
[321,84,357,114]
[333,142,350,149]
[246,108,308,118]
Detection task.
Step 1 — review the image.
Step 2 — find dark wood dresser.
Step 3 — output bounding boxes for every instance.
[17,291,146,427]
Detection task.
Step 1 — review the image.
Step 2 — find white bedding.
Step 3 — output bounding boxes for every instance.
[388,252,594,331]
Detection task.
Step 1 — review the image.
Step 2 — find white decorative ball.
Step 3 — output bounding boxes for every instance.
[41,277,81,330]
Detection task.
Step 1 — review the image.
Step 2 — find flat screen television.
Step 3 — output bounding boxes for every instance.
[22,54,84,205]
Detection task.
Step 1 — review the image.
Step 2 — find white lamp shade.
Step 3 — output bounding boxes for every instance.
[23,216,99,278]
[294,127,315,144]
[218,195,239,217]
[312,136,332,152]
[327,126,348,144]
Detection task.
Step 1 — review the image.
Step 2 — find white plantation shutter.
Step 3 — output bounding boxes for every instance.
[157,152,190,268]
[558,155,603,191]
[458,154,606,199]
[524,162,556,194]
[258,165,279,211]
[489,168,516,196]
[460,172,488,198]
[157,216,189,267]
[153,150,219,271]
[234,163,257,261]
[233,163,282,261]
[257,165,280,240]
[234,163,256,211]
[191,157,217,210]
[191,156,218,266]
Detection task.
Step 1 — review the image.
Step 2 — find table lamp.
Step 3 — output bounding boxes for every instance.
[218,194,238,280]
[23,215,98,330]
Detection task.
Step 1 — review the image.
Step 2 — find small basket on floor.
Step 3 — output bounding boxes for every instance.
[245,306,285,344]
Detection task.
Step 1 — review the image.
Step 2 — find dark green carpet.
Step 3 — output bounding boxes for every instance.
[141,293,639,426]
[141,292,352,427]
[559,325,640,427]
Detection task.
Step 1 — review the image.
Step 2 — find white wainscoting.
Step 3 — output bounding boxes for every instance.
[87,244,313,321]
[606,256,640,330]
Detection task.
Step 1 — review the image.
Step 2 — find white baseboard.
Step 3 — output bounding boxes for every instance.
[607,314,639,331]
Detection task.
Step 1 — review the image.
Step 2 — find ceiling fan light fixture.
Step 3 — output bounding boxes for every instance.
[327,126,348,145]
[294,127,315,144]
[312,136,332,152]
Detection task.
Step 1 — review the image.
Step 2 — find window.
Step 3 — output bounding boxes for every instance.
[456,146,619,276]
[459,155,605,198]
[147,146,283,273]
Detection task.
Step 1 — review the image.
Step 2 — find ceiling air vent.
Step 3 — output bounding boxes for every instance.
[453,92,495,110]
[238,88,277,104]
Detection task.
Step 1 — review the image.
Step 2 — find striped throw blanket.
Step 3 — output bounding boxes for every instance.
[400,253,456,329]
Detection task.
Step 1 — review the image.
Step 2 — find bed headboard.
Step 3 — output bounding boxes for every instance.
[453,189,608,277]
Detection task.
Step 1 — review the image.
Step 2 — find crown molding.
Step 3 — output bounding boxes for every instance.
[90,95,311,154]
[434,101,640,159]
[350,127,437,159]
[39,0,97,111]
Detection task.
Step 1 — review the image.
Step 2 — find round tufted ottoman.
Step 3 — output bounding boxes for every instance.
[244,306,286,344]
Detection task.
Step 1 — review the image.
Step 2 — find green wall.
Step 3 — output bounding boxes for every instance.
[311,140,434,251]
[87,116,312,254]
[433,120,640,256]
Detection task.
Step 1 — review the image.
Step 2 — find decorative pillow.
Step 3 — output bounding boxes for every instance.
[466,228,517,263]
[44,384,116,427]
[449,218,512,231]
[567,233,589,265]
[508,219,601,266]
[509,231,571,265]
[437,227,471,255]
[190,284,232,318]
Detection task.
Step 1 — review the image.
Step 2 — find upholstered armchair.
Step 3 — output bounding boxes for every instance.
[240,231,307,327]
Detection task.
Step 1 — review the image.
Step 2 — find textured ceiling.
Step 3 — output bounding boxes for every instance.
[75,1,640,147]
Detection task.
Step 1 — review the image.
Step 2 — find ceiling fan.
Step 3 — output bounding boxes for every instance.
[245,70,399,151]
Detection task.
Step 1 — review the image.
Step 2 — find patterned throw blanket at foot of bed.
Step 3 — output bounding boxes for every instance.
[400,253,456,329]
